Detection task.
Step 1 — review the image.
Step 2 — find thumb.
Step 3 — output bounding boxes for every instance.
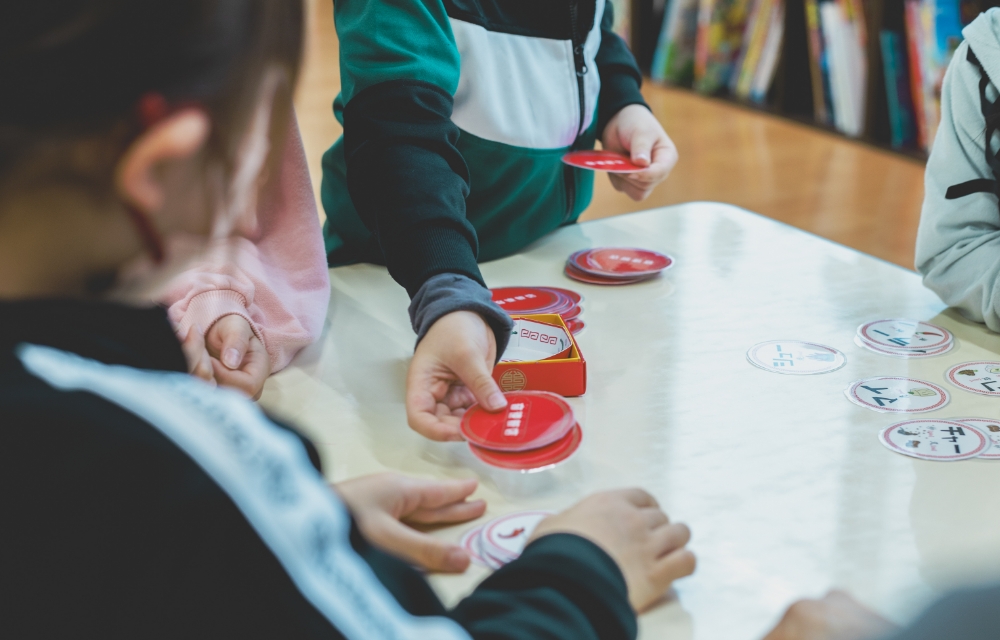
[450,350,507,412]
[213,316,254,370]
[627,131,656,168]
[373,514,471,573]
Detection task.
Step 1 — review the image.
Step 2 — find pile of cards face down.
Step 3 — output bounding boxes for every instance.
[492,286,585,335]
[461,390,582,472]
[564,247,673,285]
[460,510,553,570]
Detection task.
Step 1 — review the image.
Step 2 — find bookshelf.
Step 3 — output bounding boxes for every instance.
[626,0,1000,161]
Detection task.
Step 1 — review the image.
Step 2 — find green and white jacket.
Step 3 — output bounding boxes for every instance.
[321,0,647,297]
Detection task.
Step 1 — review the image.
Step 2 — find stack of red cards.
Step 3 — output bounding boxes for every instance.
[461,391,582,472]
[460,510,553,570]
[565,247,673,285]
[492,286,585,335]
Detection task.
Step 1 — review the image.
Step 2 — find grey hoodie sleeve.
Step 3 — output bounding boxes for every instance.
[408,273,513,359]
[915,38,1000,332]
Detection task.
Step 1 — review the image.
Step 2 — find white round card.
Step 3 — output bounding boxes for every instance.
[857,319,953,351]
[879,419,989,461]
[482,511,552,563]
[945,362,1000,397]
[853,335,953,358]
[460,525,489,568]
[845,377,950,413]
[747,340,846,375]
[955,418,1000,460]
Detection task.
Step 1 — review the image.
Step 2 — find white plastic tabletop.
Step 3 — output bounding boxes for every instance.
[260,202,1000,640]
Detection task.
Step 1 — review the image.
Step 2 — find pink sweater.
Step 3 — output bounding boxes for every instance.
[160,114,330,373]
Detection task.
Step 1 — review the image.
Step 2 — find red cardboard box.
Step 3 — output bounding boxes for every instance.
[492,314,587,397]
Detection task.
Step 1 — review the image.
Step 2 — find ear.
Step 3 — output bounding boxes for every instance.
[115,110,211,215]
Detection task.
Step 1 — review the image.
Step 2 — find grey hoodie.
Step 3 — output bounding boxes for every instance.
[916,8,1000,331]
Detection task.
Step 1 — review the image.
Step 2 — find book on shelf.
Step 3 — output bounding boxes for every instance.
[694,0,755,93]
[804,0,832,124]
[642,0,992,156]
[819,0,868,136]
[905,0,965,151]
[880,29,918,148]
[652,0,700,84]
[750,0,786,102]
[730,0,786,102]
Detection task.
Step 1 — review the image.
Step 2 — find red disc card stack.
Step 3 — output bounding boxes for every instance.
[491,286,586,335]
[564,247,673,285]
[461,391,582,472]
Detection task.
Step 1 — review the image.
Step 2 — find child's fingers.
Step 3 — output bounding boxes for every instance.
[370,514,471,573]
[211,337,271,399]
[406,394,465,441]
[627,131,657,167]
[405,499,487,525]
[207,315,255,369]
[609,174,653,201]
[182,325,215,384]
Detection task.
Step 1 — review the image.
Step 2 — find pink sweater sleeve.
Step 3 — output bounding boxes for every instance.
[160,111,331,373]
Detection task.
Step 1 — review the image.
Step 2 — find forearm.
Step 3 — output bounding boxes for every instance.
[343,81,483,298]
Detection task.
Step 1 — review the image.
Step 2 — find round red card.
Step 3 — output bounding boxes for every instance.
[574,248,673,277]
[560,304,582,321]
[561,150,644,173]
[461,391,575,452]
[490,287,562,313]
[540,286,583,304]
[564,263,647,285]
[470,423,582,471]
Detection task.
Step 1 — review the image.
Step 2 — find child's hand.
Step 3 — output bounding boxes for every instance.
[205,315,272,400]
[181,324,217,387]
[406,311,507,441]
[601,104,678,201]
[335,473,487,573]
[762,591,895,640]
[530,489,695,613]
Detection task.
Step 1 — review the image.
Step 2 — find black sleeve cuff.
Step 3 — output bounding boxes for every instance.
[597,70,650,137]
[408,273,513,360]
[481,533,637,640]
[595,1,649,137]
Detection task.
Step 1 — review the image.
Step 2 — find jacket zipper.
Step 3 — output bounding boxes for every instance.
[563,0,588,223]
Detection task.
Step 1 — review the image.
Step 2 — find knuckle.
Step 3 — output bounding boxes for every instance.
[671,522,692,545]
[787,600,818,620]
[677,549,697,574]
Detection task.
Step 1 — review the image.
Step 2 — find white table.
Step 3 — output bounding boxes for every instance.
[260,202,1000,640]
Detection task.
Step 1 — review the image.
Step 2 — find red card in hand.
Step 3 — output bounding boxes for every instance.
[561,150,645,173]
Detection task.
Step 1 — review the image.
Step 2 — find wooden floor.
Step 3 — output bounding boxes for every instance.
[294,0,925,269]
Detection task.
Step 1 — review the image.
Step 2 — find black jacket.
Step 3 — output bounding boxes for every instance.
[0,299,635,639]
